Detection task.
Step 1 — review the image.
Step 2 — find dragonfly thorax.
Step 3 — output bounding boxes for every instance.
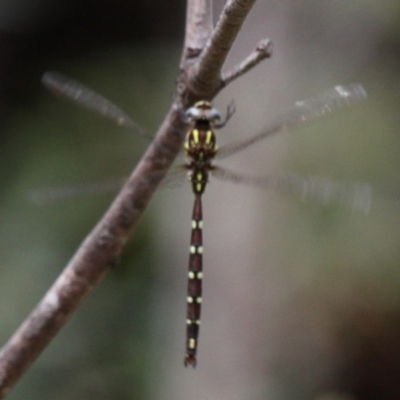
[184,127,217,158]
[184,102,219,196]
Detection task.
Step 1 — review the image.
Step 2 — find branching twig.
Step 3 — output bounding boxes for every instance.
[221,38,272,87]
[0,0,271,396]
[185,0,258,98]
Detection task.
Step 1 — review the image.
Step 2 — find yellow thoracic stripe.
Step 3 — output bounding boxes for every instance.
[205,130,213,145]
[192,129,199,143]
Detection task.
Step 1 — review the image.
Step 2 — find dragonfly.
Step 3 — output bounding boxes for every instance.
[41,71,369,367]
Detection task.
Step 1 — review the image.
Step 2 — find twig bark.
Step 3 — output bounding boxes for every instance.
[182,0,260,100]
[182,0,214,60]
[221,38,272,87]
[0,0,271,396]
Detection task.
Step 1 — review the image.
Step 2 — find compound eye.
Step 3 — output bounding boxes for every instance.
[210,109,221,122]
[185,107,196,120]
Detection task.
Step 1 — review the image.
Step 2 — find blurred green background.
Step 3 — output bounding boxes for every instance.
[1,1,400,399]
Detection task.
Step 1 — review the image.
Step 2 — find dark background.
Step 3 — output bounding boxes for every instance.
[1,1,400,400]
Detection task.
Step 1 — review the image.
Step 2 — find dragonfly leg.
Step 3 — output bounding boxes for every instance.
[214,100,236,129]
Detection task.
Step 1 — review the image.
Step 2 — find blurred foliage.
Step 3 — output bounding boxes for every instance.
[0,36,181,400]
[2,1,400,400]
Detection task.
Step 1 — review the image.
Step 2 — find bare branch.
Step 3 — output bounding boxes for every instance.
[187,0,258,97]
[221,38,272,87]
[182,0,214,62]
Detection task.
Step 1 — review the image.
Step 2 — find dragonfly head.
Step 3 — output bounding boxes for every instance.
[186,101,221,124]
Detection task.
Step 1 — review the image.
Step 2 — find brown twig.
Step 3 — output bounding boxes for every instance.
[182,0,214,61]
[221,38,273,87]
[0,0,270,396]
[184,0,259,99]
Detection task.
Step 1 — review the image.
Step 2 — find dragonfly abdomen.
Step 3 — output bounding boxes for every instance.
[185,194,204,367]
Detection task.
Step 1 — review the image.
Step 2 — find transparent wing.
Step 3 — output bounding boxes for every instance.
[211,167,373,214]
[42,71,151,140]
[217,84,367,159]
[162,165,188,189]
[28,165,189,205]
[28,177,127,205]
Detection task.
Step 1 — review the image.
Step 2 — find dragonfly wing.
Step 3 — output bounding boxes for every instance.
[28,177,127,205]
[42,71,151,140]
[217,84,367,159]
[211,167,373,214]
[29,164,188,205]
[162,164,187,189]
